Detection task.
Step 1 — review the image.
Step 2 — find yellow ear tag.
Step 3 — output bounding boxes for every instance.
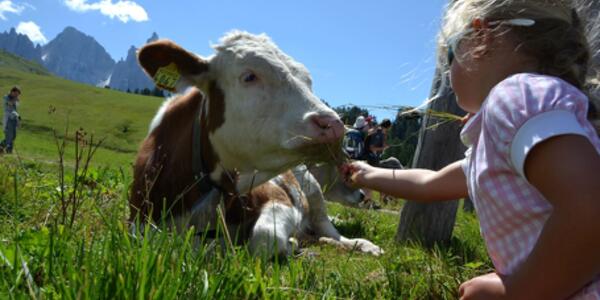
[153,63,181,92]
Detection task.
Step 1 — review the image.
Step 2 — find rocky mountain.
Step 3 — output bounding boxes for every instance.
[0,26,159,92]
[0,28,43,64]
[109,32,158,91]
[41,26,115,86]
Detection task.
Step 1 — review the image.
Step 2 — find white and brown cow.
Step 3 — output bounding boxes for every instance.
[130,32,347,244]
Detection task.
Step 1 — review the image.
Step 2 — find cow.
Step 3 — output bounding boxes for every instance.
[130,31,349,250]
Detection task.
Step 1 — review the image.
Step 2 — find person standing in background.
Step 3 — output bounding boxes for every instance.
[1,86,22,154]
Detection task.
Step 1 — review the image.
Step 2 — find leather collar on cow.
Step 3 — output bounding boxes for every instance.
[190,95,240,208]
[190,96,253,239]
[191,94,213,192]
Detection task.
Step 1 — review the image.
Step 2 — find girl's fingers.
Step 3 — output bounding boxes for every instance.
[339,163,358,183]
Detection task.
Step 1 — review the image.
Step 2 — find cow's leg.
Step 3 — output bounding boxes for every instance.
[305,191,384,256]
[249,201,302,258]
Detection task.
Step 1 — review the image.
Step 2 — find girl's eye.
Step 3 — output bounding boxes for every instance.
[241,72,258,83]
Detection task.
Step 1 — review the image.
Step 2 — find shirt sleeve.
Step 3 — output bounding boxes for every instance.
[461,148,472,176]
[510,110,587,177]
[482,74,593,178]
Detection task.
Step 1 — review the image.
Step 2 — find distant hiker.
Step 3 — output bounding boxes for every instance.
[343,116,368,160]
[365,118,402,169]
[1,86,21,154]
[364,115,376,134]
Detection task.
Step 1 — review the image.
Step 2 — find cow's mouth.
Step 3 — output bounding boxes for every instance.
[295,139,346,165]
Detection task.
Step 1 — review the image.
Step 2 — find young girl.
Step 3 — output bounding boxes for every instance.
[343,1,600,299]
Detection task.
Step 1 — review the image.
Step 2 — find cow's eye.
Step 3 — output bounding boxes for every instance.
[241,72,258,83]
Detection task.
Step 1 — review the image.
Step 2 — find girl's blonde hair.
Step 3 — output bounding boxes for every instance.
[440,0,600,123]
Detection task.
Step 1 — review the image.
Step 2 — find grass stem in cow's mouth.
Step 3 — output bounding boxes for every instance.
[284,129,345,164]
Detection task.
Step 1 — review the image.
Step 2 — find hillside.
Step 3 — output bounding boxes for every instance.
[0,50,48,75]
[0,59,162,166]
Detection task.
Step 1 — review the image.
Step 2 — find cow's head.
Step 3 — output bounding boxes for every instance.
[138,31,344,191]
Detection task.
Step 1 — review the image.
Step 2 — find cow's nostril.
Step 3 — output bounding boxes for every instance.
[312,115,342,130]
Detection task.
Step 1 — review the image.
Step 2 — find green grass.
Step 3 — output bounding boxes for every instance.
[0,50,48,75]
[0,57,492,299]
[0,62,162,167]
[0,155,492,299]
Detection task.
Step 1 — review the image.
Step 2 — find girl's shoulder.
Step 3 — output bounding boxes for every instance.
[493,72,585,98]
[484,73,589,117]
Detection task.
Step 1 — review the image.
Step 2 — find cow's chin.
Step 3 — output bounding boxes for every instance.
[291,139,345,166]
[233,142,344,193]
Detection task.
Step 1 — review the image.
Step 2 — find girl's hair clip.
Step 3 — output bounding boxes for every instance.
[488,18,536,27]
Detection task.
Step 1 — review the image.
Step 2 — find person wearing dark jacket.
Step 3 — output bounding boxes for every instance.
[365,119,403,169]
[1,86,21,154]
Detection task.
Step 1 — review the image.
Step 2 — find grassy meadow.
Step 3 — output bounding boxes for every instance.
[0,52,492,299]
[0,50,162,167]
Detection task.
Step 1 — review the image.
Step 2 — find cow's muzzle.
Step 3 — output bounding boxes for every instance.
[306,113,345,144]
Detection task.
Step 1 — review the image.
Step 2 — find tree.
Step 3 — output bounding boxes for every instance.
[395,61,467,247]
[334,105,370,126]
[384,106,422,166]
[152,87,165,98]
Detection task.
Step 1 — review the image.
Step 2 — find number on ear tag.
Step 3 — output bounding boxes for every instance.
[153,63,181,92]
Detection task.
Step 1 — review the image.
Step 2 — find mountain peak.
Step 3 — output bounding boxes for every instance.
[42,26,115,86]
[63,26,79,33]
[146,32,159,44]
[127,45,137,56]
[0,27,43,63]
[60,26,87,38]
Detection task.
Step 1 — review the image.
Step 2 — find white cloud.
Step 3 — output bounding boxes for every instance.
[0,0,24,20]
[21,2,36,11]
[16,21,47,44]
[64,0,148,23]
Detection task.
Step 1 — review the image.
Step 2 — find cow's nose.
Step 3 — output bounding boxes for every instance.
[309,113,344,143]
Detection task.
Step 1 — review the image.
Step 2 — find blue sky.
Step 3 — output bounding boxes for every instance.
[0,0,448,121]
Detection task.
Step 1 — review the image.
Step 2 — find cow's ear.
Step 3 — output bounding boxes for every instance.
[138,39,209,91]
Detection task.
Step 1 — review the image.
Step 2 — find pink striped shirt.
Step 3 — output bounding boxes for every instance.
[460,73,600,299]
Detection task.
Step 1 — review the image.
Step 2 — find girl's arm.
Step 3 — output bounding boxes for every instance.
[505,134,600,299]
[343,160,468,202]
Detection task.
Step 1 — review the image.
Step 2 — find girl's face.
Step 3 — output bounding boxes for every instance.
[447,23,538,114]
[449,35,484,113]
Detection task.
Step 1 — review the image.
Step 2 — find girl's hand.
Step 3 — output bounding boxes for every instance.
[339,161,374,187]
[459,272,508,300]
